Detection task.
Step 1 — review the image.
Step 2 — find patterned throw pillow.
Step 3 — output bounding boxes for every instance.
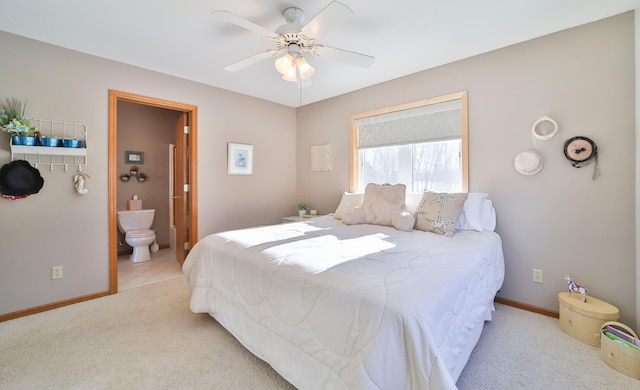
[414,191,468,236]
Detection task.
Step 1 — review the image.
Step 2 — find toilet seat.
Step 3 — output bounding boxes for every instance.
[127,229,154,238]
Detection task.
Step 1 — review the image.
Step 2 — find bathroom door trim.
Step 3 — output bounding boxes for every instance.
[108,90,198,294]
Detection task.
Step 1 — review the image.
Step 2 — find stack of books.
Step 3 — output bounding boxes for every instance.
[603,325,640,350]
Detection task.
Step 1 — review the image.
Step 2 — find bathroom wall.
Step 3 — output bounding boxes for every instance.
[116,101,181,250]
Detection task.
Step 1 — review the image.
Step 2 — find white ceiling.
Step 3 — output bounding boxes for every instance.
[0,1,639,107]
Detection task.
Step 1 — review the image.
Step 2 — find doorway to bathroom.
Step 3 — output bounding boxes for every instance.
[107,90,198,294]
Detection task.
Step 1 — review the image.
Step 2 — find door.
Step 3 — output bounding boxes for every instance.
[109,90,198,294]
[174,113,188,264]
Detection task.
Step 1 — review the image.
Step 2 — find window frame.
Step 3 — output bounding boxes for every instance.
[349,91,469,192]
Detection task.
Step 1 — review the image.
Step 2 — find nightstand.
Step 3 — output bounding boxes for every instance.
[281,216,304,223]
[281,215,325,223]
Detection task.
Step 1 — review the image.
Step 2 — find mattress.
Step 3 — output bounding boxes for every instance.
[183,216,504,389]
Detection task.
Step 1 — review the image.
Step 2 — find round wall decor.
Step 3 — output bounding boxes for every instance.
[563,136,600,180]
[563,136,596,167]
[532,116,558,140]
[514,150,544,176]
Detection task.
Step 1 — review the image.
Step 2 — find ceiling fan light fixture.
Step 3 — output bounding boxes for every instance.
[276,51,314,82]
[282,66,298,82]
[296,56,314,79]
[275,53,294,75]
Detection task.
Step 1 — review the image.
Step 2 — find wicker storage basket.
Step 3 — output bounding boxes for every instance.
[558,292,619,346]
[600,321,640,379]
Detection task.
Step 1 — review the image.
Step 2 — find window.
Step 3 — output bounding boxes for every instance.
[359,140,462,192]
[350,91,468,193]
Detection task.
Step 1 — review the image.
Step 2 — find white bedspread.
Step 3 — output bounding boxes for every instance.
[183,216,504,390]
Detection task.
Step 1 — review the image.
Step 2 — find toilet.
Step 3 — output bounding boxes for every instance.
[117,209,156,263]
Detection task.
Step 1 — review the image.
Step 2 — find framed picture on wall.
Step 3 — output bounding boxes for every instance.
[228,143,253,175]
[310,143,331,172]
[125,151,144,164]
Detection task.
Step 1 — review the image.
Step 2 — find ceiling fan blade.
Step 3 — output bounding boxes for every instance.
[315,45,375,68]
[224,50,278,72]
[211,10,276,38]
[301,1,353,38]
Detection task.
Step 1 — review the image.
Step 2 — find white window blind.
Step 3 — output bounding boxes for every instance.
[354,100,461,149]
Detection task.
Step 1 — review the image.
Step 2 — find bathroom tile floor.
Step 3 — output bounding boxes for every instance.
[118,248,183,291]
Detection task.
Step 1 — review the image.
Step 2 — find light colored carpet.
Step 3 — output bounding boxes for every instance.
[456,303,639,389]
[0,276,637,389]
[0,276,294,390]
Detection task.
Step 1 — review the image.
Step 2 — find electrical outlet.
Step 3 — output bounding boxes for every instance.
[533,268,543,284]
[51,266,63,280]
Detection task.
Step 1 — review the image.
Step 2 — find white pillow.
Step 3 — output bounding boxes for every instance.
[481,199,497,231]
[361,183,407,227]
[456,192,488,232]
[334,192,364,219]
[341,206,366,225]
[392,209,415,232]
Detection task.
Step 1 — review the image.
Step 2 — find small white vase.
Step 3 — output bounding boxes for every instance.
[298,209,306,216]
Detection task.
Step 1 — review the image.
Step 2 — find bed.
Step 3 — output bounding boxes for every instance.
[183,186,504,389]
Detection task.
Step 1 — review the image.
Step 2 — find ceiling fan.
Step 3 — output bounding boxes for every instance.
[211,1,375,84]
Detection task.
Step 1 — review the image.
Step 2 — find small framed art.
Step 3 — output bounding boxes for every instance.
[228,143,253,175]
[125,151,144,164]
[310,143,331,172]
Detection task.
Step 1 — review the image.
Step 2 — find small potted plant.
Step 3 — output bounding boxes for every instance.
[297,202,309,216]
[0,98,38,146]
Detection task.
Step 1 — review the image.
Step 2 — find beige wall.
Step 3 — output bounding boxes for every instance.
[0,31,296,315]
[297,13,637,326]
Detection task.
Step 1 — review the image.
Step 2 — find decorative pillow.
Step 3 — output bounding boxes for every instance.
[392,209,415,232]
[341,206,366,225]
[361,183,407,227]
[415,191,468,236]
[334,192,365,219]
[456,192,488,232]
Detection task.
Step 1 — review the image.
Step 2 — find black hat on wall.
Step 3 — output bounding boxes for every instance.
[0,160,44,198]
